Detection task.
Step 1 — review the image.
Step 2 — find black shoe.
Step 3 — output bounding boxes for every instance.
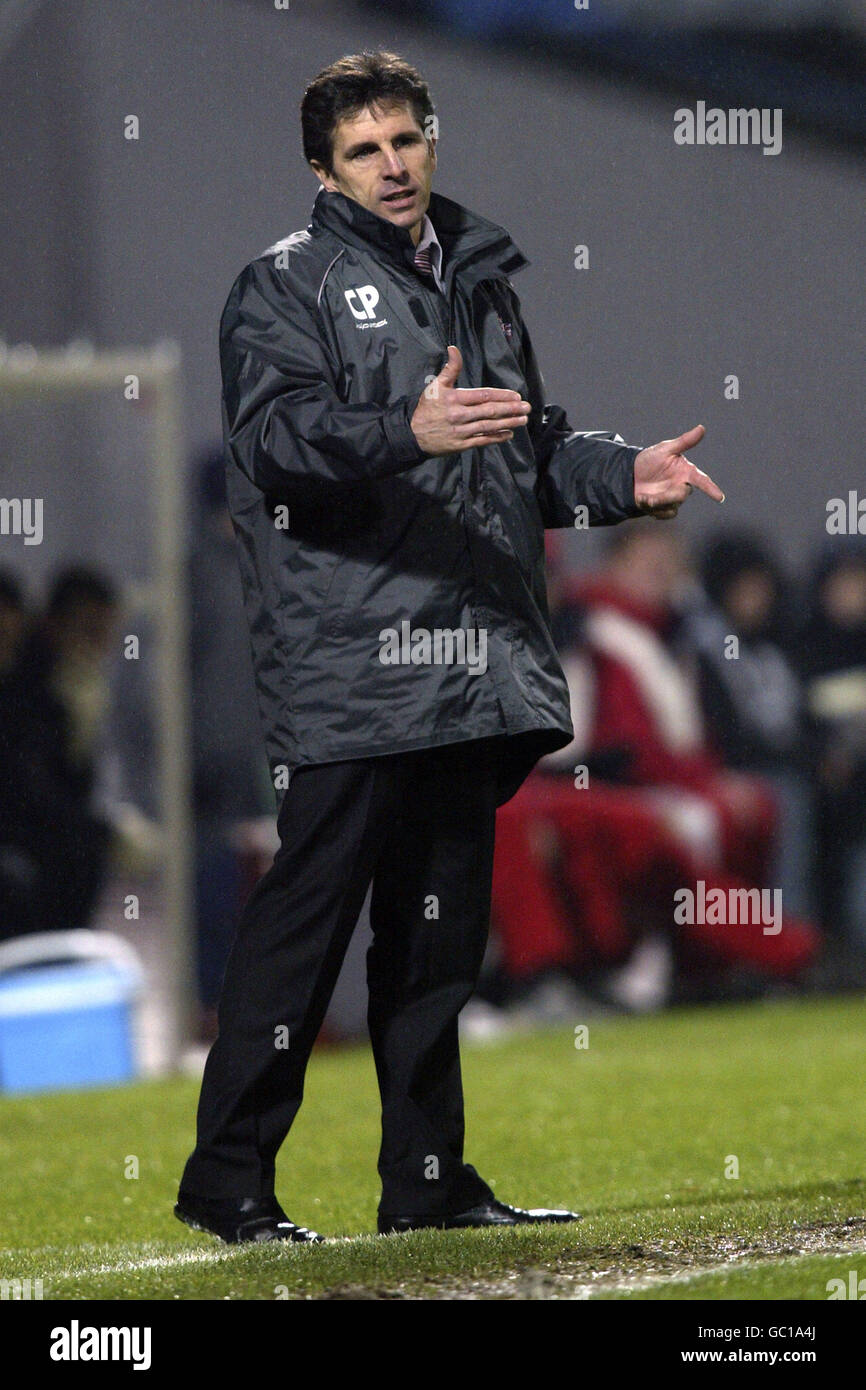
[378,1196,582,1234]
[174,1191,325,1244]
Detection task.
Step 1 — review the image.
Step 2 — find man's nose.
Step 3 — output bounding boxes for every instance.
[382,147,408,178]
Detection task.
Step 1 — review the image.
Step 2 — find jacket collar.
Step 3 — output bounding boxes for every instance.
[309,187,529,291]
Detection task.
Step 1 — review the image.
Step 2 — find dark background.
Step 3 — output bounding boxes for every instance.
[2,0,864,583]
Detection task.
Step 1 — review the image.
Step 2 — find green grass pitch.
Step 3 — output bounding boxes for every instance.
[2,995,865,1300]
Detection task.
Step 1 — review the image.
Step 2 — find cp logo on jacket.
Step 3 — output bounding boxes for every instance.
[344,285,381,319]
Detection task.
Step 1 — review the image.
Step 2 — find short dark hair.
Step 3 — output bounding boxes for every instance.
[46,565,118,617]
[701,530,781,610]
[301,50,435,174]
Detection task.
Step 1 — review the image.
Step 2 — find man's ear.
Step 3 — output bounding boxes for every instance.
[309,160,336,190]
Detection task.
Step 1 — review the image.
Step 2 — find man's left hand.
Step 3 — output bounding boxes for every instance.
[633,424,724,519]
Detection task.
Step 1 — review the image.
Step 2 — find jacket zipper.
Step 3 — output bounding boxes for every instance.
[434,274,497,676]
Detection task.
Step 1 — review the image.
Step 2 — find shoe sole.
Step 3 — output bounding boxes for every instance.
[174,1203,325,1245]
[378,1214,582,1234]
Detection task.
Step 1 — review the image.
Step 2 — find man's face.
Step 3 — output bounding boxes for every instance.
[310,101,436,245]
[609,533,686,610]
[724,569,775,633]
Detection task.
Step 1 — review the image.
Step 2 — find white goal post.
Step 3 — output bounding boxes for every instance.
[0,343,194,1069]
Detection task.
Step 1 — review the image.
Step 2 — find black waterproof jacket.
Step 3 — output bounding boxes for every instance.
[221,187,644,804]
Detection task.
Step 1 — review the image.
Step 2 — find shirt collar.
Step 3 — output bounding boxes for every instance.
[414,213,445,291]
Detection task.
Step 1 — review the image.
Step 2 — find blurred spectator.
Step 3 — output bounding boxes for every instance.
[683,532,813,918]
[797,541,866,950]
[188,446,273,1039]
[566,527,779,886]
[0,570,26,676]
[0,566,119,938]
[486,527,819,1014]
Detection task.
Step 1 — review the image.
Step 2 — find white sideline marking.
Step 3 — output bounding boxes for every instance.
[51,1235,363,1283]
[54,1249,234,1280]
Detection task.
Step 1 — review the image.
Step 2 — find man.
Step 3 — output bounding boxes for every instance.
[176,50,723,1245]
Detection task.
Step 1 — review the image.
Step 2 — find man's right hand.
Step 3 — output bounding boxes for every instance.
[410,345,531,455]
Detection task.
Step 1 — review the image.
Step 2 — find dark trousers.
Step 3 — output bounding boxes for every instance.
[179,738,500,1217]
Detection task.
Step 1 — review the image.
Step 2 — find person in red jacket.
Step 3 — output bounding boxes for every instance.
[490,527,819,1002]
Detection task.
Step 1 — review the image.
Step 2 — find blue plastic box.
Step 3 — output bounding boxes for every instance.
[0,934,142,1093]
